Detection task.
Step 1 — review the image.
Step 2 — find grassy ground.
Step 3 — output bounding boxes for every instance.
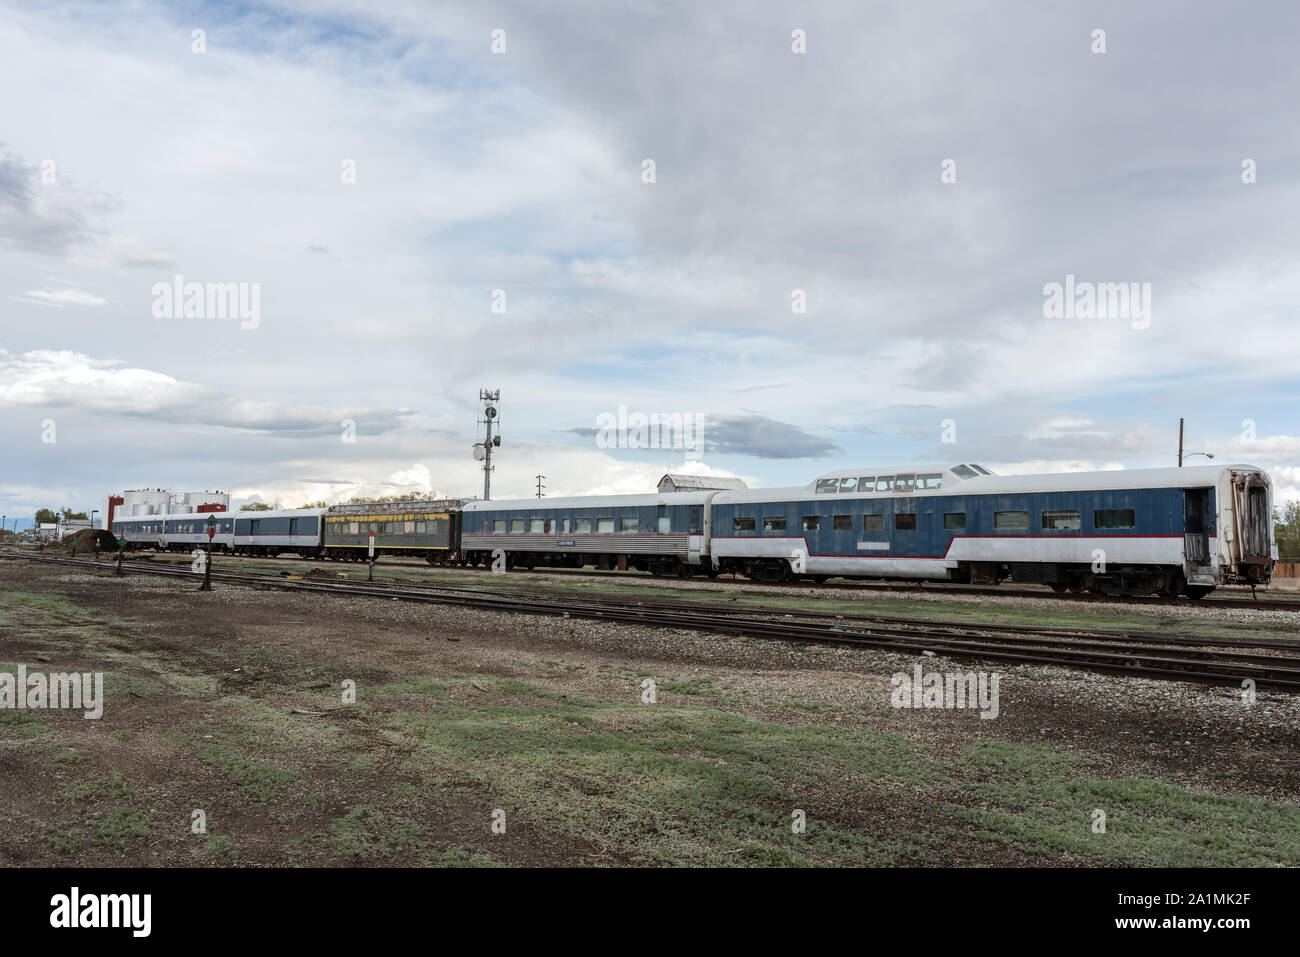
[2,564,1298,867]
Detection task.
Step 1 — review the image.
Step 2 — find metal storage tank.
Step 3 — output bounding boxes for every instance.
[122,489,170,514]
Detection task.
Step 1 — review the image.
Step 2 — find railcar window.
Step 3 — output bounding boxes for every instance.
[944,512,966,530]
[657,516,671,533]
[802,516,820,531]
[856,476,876,492]
[562,519,570,533]
[1041,509,1081,530]
[918,473,944,490]
[510,519,524,533]
[815,479,840,494]
[530,519,545,533]
[763,517,787,532]
[416,522,426,534]
[734,517,756,532]
[576,518,593,533]
[1094,508,1136,529]
[950,465,977,479]
[839,478,857,492]
[833,515,852,531]
[404,522,415,534]
[620,517,638,532]
[994,511,1030,530]
[597,518,614,533]
[875,476,895,492]
[895,474,916,493]
[863,514,884,531]
[895,513,916,530]
[493,519,506,533]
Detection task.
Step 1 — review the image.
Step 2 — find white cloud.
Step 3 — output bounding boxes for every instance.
[0,348,406,435]
[13,286,107,307]
[990,460,1127,476]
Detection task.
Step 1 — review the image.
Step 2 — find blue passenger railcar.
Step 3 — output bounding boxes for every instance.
[706,462,1272,597]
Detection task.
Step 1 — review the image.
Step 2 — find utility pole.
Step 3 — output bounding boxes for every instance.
[535,475,545,498]
[473,389,501,500]
[1178,417,1184,467]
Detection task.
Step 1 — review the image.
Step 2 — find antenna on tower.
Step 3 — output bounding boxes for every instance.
[472,389,501,500]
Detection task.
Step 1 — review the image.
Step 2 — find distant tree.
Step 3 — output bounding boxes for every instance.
[61,508,88,521]
[345,492,435,505]
[34,508,58,525]
[240,503,273,511]
[295,500,331,509]
[1276,501,1300,559]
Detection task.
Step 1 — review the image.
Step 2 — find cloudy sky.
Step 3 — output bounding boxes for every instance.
[2,0,1298,525]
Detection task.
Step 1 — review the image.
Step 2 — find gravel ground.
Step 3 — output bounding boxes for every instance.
[61,566,1300,802]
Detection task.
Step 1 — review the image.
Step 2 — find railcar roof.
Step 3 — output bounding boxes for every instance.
[463,491,713,511]
[230,508,326,520]
[716,463,1264,504]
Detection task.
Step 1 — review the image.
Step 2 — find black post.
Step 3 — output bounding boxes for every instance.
[368,559,375,582]
[199,547,213,591]
[116,548,124,576]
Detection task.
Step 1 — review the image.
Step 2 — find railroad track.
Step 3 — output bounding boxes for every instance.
[29,545,1298,612]
[7,551,1300,691]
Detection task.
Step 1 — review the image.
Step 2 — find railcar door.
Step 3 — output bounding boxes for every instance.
[1182,489,1210,566]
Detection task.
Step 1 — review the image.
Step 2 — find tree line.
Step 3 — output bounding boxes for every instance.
[1277,501,1300,560]
[33,508,89,525]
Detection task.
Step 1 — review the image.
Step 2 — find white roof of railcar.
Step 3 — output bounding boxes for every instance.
[464,491,713,511]
[955,464,1263,494]
[715,464,1263,505]
[230,508,326,521]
